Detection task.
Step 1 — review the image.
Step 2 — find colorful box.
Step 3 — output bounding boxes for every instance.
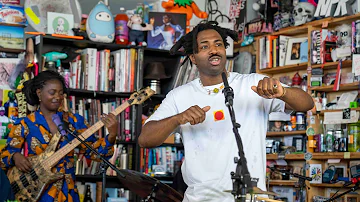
[0,24,24,50]
[0,4,26,26]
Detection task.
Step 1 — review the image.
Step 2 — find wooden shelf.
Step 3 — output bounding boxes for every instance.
[312,60,352,70]
[310,12,360,28]
[310,183,353,188]
[75,175,124,188]
[38,35,184,55]
[160,143,184,148]
[258,62,308,74]
[319,108,360,115]
[266,153,305,160]
[116,140,136,145]
[268,180,297,186]
[312,152,360,160]
[267,130,306,137]
[310,82,359,92]
[68,88,132,98]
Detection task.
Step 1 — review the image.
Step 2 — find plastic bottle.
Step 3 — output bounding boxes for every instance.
[120,147,128,169]
[348,122,360,152]
[115,7,129,45]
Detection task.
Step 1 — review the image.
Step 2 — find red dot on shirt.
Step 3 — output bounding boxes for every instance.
[214,111,224,120]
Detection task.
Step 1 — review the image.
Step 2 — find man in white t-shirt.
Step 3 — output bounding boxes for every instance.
[139,21,314,202]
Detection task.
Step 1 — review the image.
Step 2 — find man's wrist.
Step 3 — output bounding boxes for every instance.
[279,87,287,99]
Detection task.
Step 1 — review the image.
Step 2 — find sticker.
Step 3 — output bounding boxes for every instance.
[343,108,351,119]
[35,35,40,45]
[322,21,328,28]
[306,127,315,136]
[310,115,316,124]
[25,7,40,25]
[344,152,350,159]
[304,152,313,161]
[213,110,225,121]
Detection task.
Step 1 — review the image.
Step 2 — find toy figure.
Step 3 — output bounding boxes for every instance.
[4,91,18,120]
[162,0,207,32]
[86,1,115,43]
[0,106,11,139]
[127,14,153,46]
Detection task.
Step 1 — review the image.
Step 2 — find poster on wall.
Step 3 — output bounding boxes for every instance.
[147,12,186,50]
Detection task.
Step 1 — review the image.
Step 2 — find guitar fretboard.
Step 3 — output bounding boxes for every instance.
[40,101,131,169]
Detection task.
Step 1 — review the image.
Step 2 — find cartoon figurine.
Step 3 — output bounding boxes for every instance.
[86,1,115,43]
[127,14,153,46]
[0,106,11,139]
[162,0,208,32]
[4,91,18,121]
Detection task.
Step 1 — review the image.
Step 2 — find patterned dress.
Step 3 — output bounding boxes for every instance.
[1,109,115,202]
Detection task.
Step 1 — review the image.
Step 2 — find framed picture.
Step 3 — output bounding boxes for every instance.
[292,137,304,152]
[147,12,186,50]
[285,37,307,65]
[47,12,74,36]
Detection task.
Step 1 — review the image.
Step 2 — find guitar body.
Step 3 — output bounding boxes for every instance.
[8,132,64,202]
[6,87,154,201]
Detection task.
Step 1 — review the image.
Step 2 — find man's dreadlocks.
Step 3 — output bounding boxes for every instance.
[170,21,239,56]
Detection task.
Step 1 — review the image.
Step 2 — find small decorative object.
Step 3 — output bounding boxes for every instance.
[310,164,322,184]
[269,121,284,132]
[147,12,186,50]
[162,0,207,32]
[127,14,153,46]
[333,24,352,60]
[314,0,356,17]
[322,165,336,183]
[0,106,11,139]
[47,12,74,35]
[144,62,170,94]
[86,1,115,43]
[292,2,316,26]
[0,4,26,26]
[285,37,307,65]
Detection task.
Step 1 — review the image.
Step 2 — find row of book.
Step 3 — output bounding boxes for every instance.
[258,35,308,69]
[66,96,136,142]
[75,182,130,202]
[67,48,143,93]
[74,144,134,176]
[140,146,184,176]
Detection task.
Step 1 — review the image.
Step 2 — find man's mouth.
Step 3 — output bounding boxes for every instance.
[209,56,221,66]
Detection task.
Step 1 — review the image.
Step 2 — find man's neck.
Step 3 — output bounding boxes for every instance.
[199,71,229,86]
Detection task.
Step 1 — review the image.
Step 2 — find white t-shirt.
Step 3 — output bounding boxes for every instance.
[145,72,285,202]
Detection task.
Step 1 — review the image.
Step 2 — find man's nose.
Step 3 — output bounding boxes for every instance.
[209,45,219,55]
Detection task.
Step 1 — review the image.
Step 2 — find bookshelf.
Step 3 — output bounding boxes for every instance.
[256,12,360,201]
[32,35,185,202]
[266,130,306,137]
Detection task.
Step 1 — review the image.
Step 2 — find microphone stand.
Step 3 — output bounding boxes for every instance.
[267,166,312,202]
[222,77,254,202]
[326,184,360,201]
[66,129,125,202]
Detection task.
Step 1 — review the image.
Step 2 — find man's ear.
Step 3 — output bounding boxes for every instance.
[189,54,196,66]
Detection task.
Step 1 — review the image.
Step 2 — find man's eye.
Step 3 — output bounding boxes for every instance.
[216,43,223,47]
[201,46,208,49]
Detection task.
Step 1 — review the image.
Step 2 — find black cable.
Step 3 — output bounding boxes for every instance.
[329,181,353,201]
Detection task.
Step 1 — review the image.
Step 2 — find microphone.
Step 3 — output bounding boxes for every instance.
[267,166,313,181]
[221,72,234,106]
[52,114,70,142]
